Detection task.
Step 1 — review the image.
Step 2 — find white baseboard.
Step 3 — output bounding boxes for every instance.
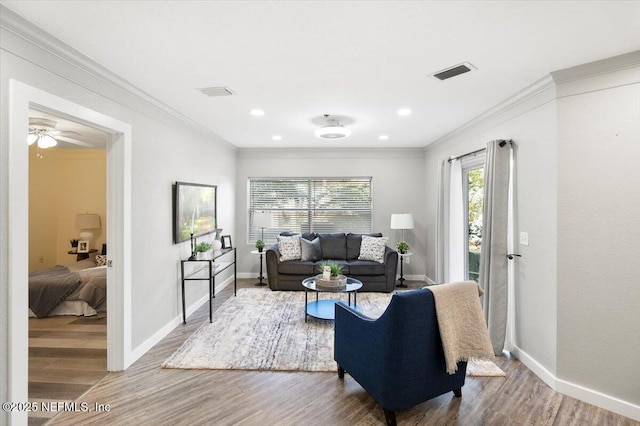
[425,276,438,285]
[512,345,640,422]
[128,276,233,363]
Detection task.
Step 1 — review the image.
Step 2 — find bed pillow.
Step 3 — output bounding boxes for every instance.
[300,237,322,262]
[358,235,389,263]
[277,234,301,261]
[95,255,108,267]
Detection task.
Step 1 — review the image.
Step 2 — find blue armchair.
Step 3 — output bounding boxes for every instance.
[334,288,467,425]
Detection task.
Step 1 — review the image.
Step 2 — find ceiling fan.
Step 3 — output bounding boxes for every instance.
[28,117,94,149]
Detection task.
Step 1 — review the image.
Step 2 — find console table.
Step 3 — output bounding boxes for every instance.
[180,248,236,324]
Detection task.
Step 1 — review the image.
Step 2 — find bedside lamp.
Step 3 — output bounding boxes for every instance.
[76,214,101,248]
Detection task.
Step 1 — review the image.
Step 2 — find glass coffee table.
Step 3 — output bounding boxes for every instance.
[301,276,363,322]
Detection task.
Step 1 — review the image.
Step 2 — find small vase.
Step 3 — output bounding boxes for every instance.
[211,240,223,251]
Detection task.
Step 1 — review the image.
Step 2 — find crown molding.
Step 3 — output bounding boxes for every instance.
[551,50,640,84]
[238,147,426,160]
[426,74,555,151]
[0,5,234,150]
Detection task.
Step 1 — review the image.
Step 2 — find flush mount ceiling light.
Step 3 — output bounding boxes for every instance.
[250,109,265,116]
[397,108,412,116]
[28,118,59,149]
[272,135,282,141]
[378,134,389,141]
[314,114,351,139]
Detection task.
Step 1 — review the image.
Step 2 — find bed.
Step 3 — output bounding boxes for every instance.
[28,256,107,318]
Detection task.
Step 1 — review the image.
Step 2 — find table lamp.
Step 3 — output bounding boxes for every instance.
[76,213,101,248]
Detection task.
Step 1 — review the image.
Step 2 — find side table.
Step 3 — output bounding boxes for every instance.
[68,249,98,261]
[250,250,267,286]
[396,252,413,288]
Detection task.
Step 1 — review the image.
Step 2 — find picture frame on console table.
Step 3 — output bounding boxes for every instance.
[221,235,232,249]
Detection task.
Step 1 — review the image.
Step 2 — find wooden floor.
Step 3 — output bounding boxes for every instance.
[28,314,107,425]
[43,279,637,426]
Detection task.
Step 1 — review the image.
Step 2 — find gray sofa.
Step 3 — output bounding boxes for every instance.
[266,232,398,292]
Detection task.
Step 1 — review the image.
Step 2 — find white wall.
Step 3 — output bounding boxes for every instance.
[423,79,559,373]
[236,148,426,280]
[424,52,640,420]
[0,10,236,419]
[556,65,640,408]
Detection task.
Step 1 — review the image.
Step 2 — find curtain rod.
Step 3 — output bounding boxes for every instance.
[447,139,512,163]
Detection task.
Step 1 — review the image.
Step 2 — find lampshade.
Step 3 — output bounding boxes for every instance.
[76,214,101,229]
[253,211,273,229]
[390,213,414,230]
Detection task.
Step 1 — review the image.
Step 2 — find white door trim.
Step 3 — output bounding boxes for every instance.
[8,80,132,425]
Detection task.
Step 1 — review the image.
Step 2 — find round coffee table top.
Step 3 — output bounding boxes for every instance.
[301,275,363,293]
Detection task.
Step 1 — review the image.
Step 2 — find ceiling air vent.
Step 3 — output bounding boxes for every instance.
[197,86,235,97]
[431,62,476,81]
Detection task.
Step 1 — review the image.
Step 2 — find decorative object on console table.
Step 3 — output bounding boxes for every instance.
[70,239,79,250]
[221,235,232,249]
[76,213,101,249]
[194,241,212,260]
[391,213,414,288]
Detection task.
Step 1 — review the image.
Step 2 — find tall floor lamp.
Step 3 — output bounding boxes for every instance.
[253,211,273,286]
[390,213,414,288]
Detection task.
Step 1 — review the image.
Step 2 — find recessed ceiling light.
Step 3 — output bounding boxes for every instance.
[250,109,265,116]
[378,134,389,140]
[272,135,282,141]
[397,108,412,116]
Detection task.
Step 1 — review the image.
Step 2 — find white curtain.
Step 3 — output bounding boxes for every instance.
[447,159,464,282]
[435,160,448,283]
[504,145,516,352]
[479,140,512,355]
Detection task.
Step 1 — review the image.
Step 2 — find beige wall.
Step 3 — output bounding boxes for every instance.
[29,147,106,272]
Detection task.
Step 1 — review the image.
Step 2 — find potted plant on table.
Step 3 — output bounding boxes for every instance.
[195,241,212,260]
[397,241,409,254]
[255,240,265,252]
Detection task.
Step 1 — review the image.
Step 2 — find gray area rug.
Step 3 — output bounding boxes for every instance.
[163,288,505,376]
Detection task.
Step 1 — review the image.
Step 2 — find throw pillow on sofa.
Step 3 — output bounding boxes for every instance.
[358,235,389,263]
[277,234,302,261]
[300,237,322,261]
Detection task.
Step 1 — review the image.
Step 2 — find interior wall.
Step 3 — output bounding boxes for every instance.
[236,148,427,280]
[556,65,640,407]
[29,147,107,272]
[423,81,559,373]
[1,13,237,415]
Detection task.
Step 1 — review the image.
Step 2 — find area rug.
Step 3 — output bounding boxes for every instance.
[163,288,505,377]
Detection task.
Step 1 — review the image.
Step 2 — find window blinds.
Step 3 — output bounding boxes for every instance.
[248,177,373,244]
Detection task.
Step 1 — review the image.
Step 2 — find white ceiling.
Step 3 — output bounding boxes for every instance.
[5,1,640,149]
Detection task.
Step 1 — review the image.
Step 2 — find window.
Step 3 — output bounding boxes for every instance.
[463,162,484,282]
[248,177,372,244]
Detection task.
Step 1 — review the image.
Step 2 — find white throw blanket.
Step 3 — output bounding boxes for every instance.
[427,281,495,374]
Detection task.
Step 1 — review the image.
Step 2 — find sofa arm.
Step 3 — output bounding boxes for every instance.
[266,244,280,289]
[384,247,399,291]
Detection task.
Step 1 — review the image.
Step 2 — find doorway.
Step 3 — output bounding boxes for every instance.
[8,80,132,425]
[27,109,109,425]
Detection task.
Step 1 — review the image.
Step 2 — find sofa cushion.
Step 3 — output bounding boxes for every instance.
[300,237,322,261]
[358,235,389,263]
[278,260,316,275]
[318,233,347,260]
[348,259,386,275]
[276,234,301,261]
[280,231,316,241]
[346,233,383,259]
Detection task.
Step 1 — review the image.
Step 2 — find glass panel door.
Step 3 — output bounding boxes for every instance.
[464,166,484,282]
